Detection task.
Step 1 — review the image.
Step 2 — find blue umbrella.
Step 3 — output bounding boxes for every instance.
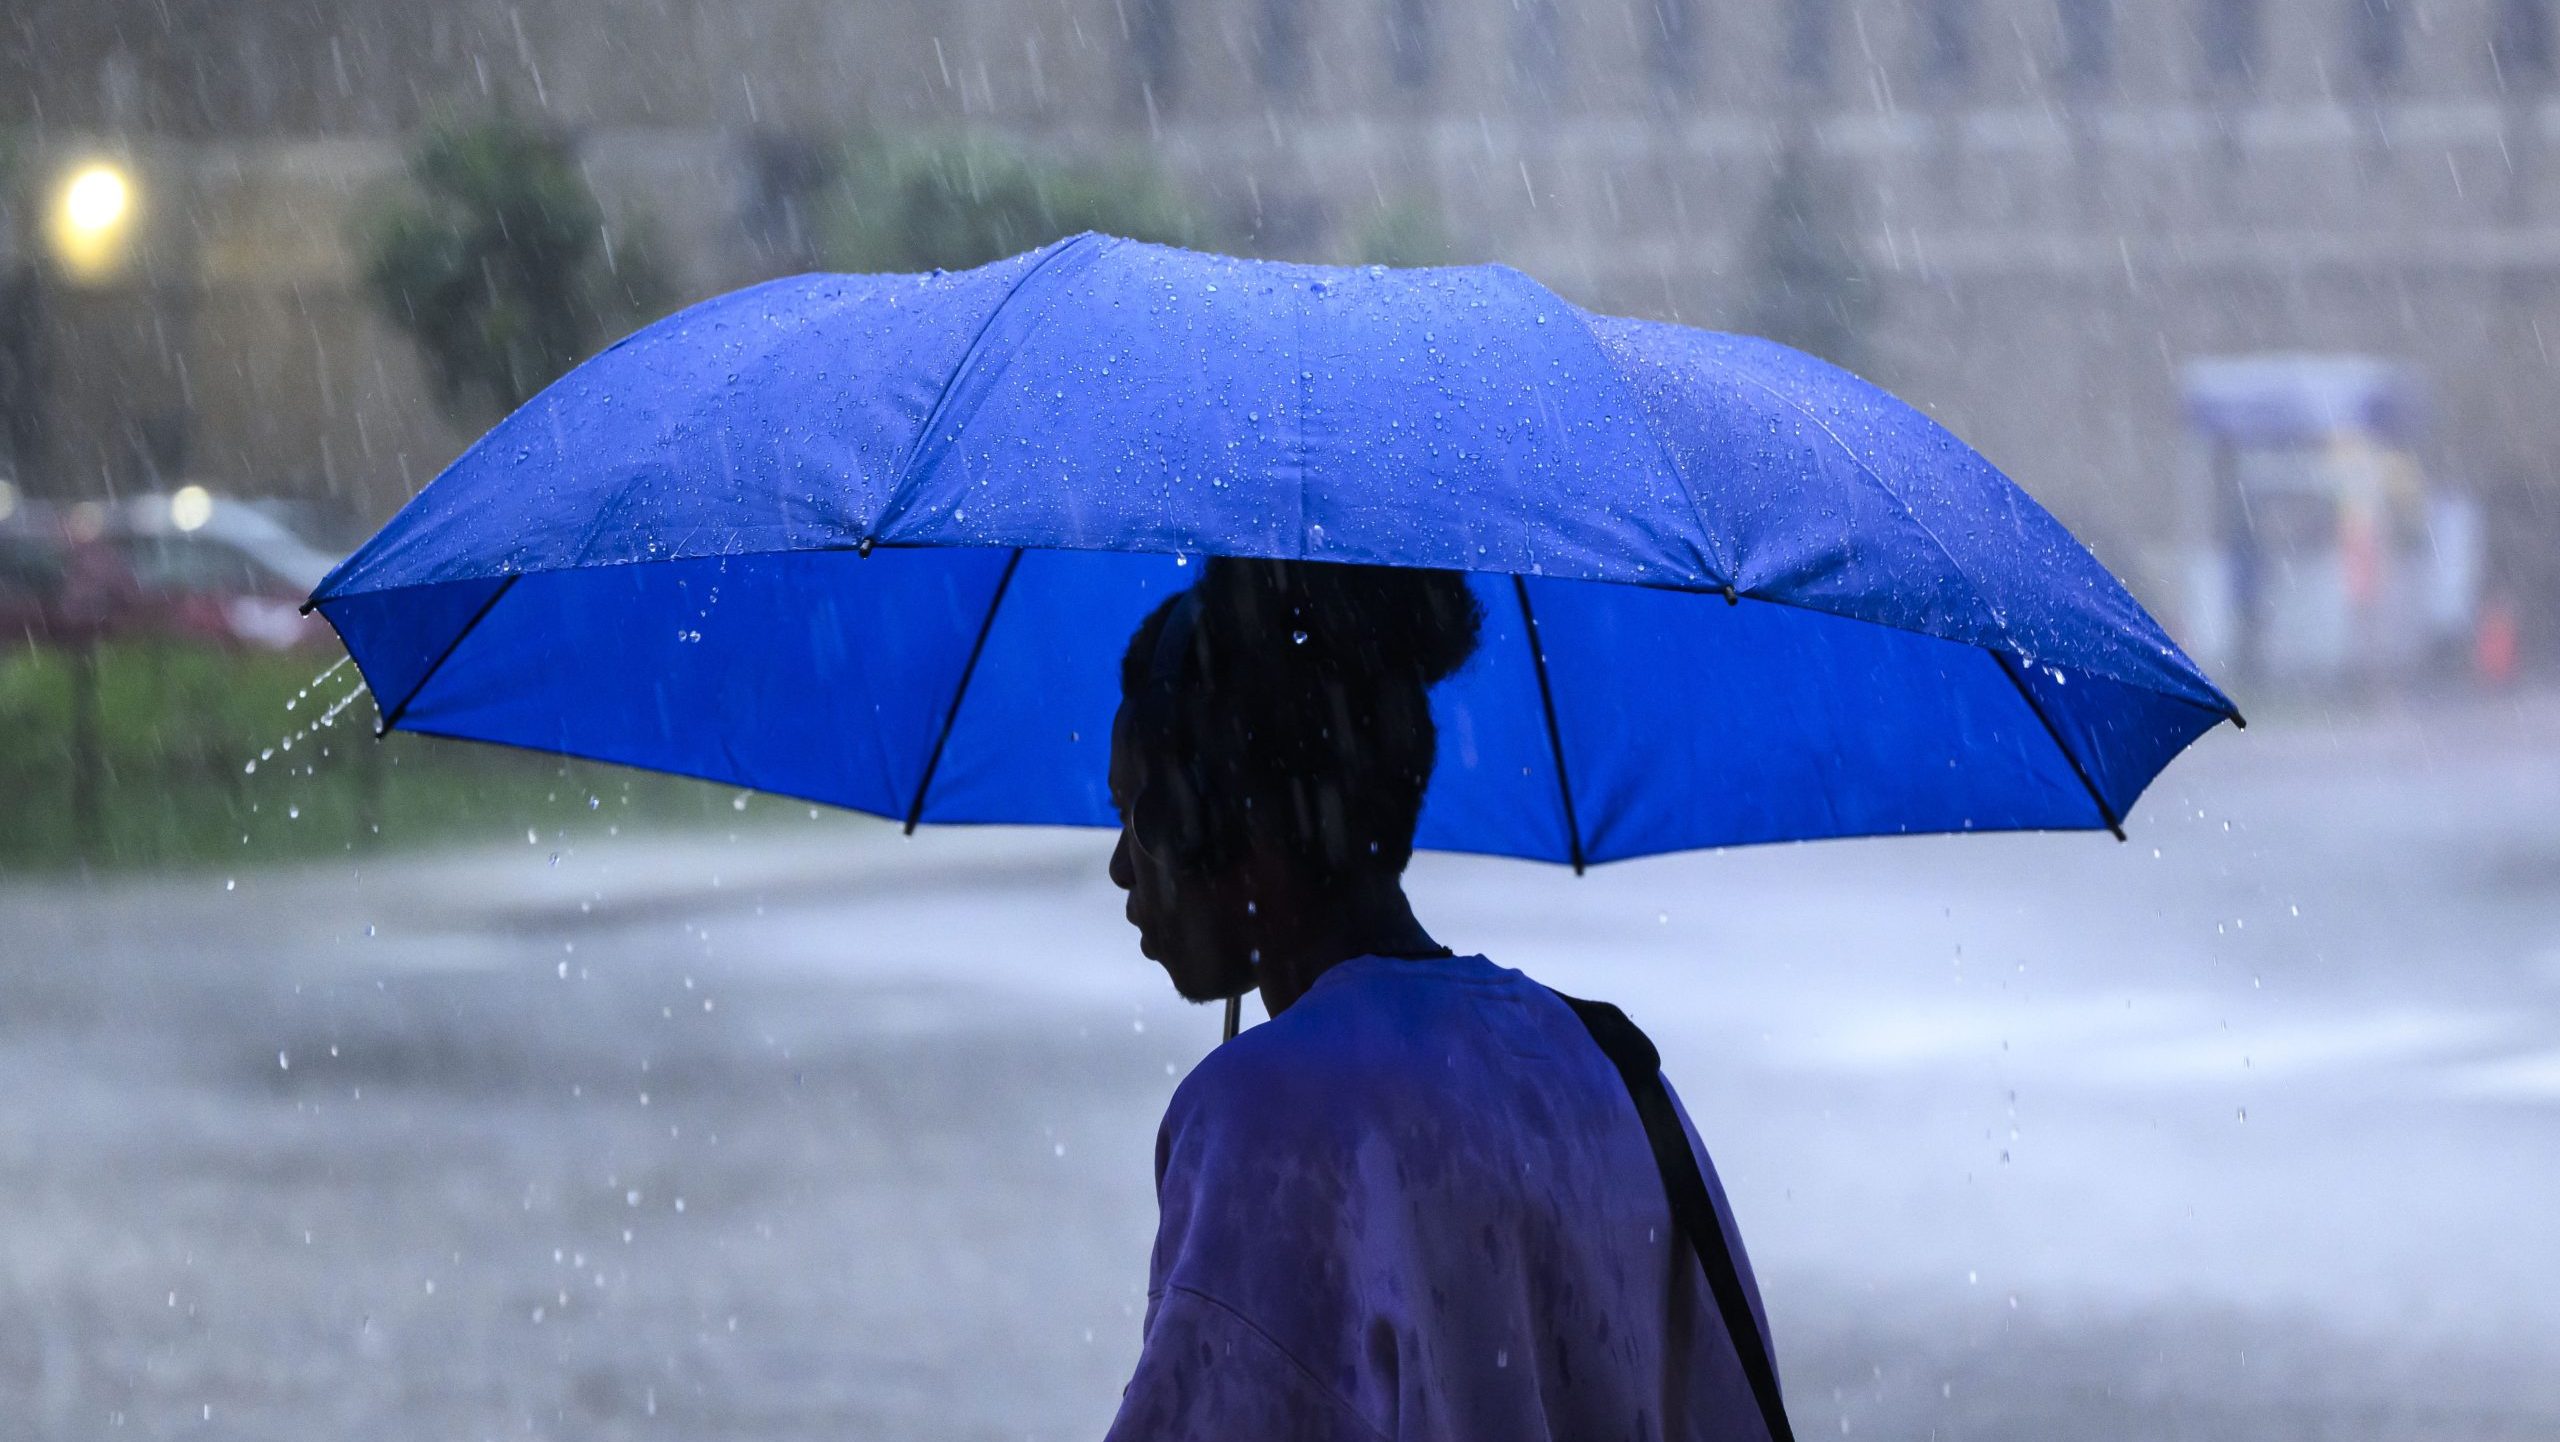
[311,233,2237,868]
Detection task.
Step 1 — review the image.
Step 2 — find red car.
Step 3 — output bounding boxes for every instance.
[90,489,342,651]
[1,488,345,651]
[0,497,137,648]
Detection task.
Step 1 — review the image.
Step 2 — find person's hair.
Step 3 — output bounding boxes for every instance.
[1119,558,1483,877]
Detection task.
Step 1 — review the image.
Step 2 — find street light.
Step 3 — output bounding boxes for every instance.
[50,161,136,283]
[170,483,212,532]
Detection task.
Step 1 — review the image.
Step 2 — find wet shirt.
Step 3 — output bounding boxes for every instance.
[1103,953,1775,1442]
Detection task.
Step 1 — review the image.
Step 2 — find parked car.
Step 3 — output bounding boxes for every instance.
[90,487,343,651]
[0,494,139,648]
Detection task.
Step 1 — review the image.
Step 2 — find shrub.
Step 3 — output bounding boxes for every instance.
[359,115,666,421]
[814,134,1208,273]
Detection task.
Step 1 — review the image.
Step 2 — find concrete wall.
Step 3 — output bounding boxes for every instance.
[7,0,2560,608]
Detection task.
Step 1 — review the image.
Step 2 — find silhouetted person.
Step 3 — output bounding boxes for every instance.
[1102,558,1780,1441]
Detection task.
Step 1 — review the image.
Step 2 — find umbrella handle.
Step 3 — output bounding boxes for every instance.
[1221,994,1241,1043]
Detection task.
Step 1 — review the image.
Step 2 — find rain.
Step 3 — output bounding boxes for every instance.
[3,3,2558,1439]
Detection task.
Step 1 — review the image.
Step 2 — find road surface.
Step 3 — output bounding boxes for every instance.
[3,691,2557,1439]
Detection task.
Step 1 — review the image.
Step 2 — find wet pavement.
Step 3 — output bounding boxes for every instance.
[4,691,2558,1440]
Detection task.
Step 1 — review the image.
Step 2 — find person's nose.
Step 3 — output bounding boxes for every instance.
[1108,828,1134,893]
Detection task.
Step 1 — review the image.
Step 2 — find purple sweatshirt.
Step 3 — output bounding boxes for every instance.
[1103,953,1776,1442]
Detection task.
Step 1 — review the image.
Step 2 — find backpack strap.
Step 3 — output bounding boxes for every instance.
[1554,991,1796,1442]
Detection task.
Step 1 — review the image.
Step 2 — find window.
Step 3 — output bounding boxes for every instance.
[1648,0,1700,95]
[2056,0,2113,87]
[741,131,830,268]
[2200,0,2264,83]
[1129,0,1179,109]
[1513,0,1566,102]
[1258,0,1310,95]
[1385,0,1435,89]
[1920,0,1975,88]
[111,537,273,597]
[1787,0,1837,84]
[2347,0,2405,87]
[2494,0,2556,82]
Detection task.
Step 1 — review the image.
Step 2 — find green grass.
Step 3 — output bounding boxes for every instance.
[0,640,767,873]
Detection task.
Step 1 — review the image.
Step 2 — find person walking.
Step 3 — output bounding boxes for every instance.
[1102,558,1785,1442]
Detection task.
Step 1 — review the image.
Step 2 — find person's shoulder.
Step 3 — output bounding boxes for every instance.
[1158,990,1393,1151]
[1165,999,1342,1127]
[1165,956,1529,1136]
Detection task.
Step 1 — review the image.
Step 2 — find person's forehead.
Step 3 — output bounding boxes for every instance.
[1106,707,1135,797]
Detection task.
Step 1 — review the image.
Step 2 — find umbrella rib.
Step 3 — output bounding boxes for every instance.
[373,574,520,738]
[881,234,1102,529]
[904,548,1026,834]
[1992,651,2127,841]
[1562,307,1741,592]
[1511,575,1589,875]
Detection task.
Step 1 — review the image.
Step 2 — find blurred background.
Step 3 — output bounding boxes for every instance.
[3,3,2557,1439]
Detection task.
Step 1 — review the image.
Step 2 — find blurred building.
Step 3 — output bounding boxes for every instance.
[7,0,2560,654]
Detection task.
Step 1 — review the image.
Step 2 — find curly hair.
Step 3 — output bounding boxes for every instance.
[1119,558,1483,876]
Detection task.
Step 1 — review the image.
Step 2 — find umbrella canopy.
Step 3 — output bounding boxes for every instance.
[312,233,2237,867]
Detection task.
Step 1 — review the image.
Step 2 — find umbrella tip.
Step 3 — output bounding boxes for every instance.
[2107,821,2128,842]
[1722,585,1739,606]
[2229,710,2249,731]
[857,537,875,558]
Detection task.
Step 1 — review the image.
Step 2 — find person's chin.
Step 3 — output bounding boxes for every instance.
[1160,955,1252,1006]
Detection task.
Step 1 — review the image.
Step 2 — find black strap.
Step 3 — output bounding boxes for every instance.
[1556,991,1796,1442]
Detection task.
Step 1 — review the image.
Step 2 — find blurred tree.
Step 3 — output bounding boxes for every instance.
[813,134,1207,274]
[359,116,667,422]
[1740,140,1879,374]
